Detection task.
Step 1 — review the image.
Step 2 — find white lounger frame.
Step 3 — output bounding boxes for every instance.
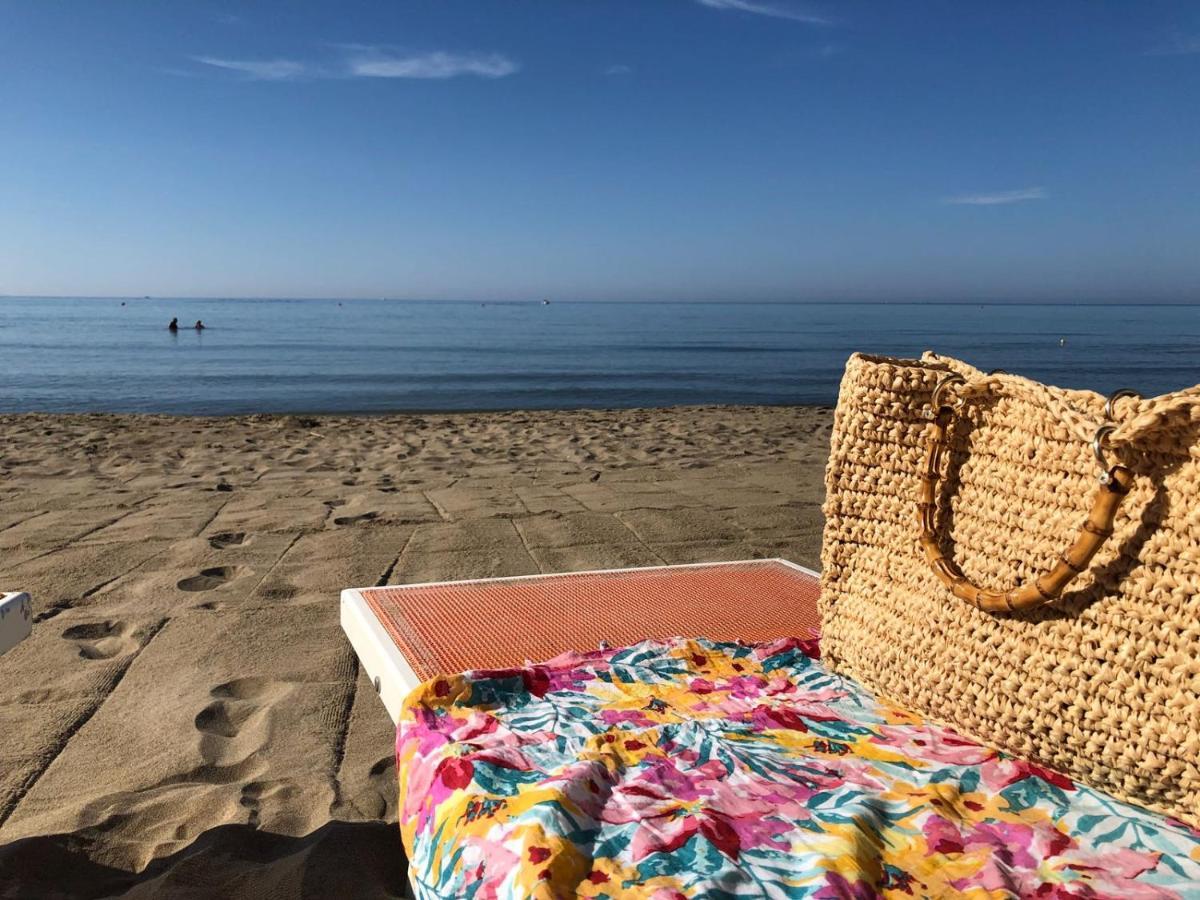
[0,592,32,657]
[341,558,818,724]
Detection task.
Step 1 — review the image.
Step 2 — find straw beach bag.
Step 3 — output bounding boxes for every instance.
[819,352,1200,826]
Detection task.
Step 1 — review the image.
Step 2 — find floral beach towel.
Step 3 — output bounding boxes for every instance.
[397,637,1200,898]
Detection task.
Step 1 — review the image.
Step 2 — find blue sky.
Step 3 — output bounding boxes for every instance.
[1,1,1198,302]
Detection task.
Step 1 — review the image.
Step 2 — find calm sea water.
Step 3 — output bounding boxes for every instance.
[0,298,1195,414]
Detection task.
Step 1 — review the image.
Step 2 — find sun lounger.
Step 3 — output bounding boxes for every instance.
[340,558,821,723]
[341,559,1200,896]
[0,592,32,657]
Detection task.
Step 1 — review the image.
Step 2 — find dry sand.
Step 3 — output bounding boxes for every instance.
[0,405,831,898]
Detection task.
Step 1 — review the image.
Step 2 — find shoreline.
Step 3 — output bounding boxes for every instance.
[0,402,836,421]
[0,405,831,895]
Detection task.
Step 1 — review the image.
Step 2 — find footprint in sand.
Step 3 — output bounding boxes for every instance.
[189,677,291,784]
[66,673,294,853]
[333,511,378,526]
[62,620,138,660]
[364,755,398,819]
[194,697,246,738]
[207,531,246,550]
[177,565,243,592]
[210,676,281,702]
[239,779,297,828]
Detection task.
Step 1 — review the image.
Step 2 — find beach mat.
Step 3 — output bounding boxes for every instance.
[352,559,819,688]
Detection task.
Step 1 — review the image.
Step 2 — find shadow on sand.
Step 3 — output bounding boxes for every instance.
[0,820,407,899]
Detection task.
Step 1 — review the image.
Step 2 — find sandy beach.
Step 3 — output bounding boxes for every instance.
[0,405,830,897]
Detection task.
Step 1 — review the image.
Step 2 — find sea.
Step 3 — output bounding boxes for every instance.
[0,297,1195,415]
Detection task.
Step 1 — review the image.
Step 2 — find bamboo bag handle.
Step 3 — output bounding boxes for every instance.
[917,374,1134,613]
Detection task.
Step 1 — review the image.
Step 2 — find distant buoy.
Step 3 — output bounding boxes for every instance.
[1059,337,1066,347]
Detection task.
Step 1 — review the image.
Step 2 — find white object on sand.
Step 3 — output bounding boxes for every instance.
[1,592,33,656]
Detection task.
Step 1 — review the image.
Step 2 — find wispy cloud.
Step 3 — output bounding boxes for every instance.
[943,187,1047,206]
[345,49,518,79]
[1145,33,1200,56]
[193,56,307,81]
[604,64,633,76]
[191,48,520,82]
[695,0,831,25]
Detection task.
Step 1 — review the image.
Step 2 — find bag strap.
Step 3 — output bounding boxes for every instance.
[917,370,1200,613]
[918,399,1131,612]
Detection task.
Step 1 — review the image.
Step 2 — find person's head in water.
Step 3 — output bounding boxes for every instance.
[168,318,179,330]
[194,320,205,330]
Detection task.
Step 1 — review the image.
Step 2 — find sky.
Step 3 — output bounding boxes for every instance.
[1,1,1198,302]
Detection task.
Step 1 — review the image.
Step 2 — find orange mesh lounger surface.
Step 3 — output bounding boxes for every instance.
[340,559,820,722]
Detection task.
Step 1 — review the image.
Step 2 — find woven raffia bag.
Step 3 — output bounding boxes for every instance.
[820,352,1200,826]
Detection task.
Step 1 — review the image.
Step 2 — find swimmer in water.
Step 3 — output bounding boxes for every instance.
[194,320,205,330]
[168,317,179,331]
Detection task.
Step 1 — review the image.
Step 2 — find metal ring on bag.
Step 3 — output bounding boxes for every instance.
[1092,424,1117,481]
[1104,388,1140,421]
[931,373,966,411]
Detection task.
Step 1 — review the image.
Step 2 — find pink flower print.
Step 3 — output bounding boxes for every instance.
[981,757,1075,792]
[631,813,699,861]
[872,724,993,767]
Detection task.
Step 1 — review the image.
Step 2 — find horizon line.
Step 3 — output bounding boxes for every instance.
[3,295,1198,307]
